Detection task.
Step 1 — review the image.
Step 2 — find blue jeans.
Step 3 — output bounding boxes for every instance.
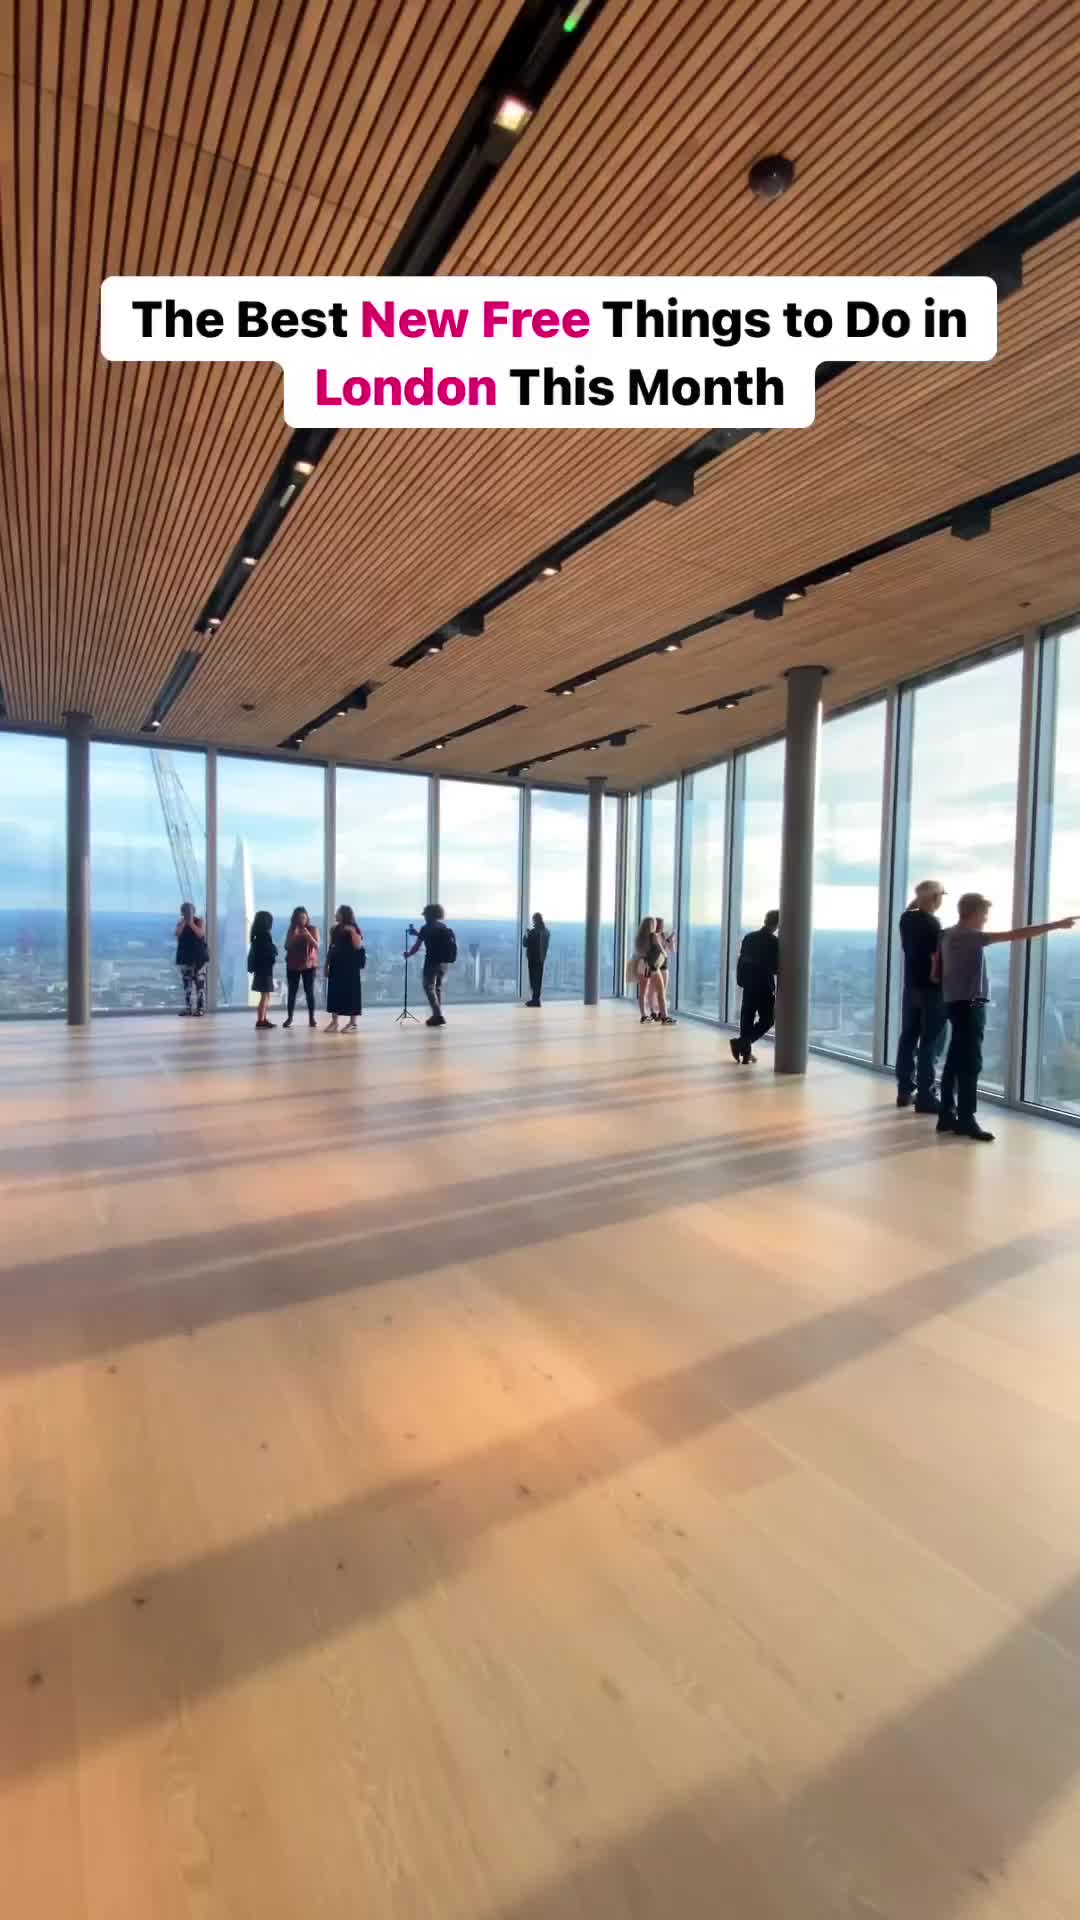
[895,986,946,1100]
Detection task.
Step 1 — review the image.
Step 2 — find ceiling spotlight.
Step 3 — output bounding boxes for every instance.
[520,762,531,773]
[293,459,315,476]
[426,638,446,656]
[539,559,562,578]
[721,698,738,710]
[558,686,575,696]
[241,555,257,567]
[749,153,795,201]
[493,94,533,134]
[287,737,301,750]
[661,639,682,654]
[148,717,162,731]
[433,741,445,751]
[950,503,991,541]
[585,742,601,752]
[784,585,806,603]
[334,708,348,719]
[207,616,221,629]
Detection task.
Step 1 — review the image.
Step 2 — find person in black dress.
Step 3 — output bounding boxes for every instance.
[247,910,278,1030]
[325,904,365,1033]
[523,912,550,1006]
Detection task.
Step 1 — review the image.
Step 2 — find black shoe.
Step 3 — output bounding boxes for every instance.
[660,1016,678,1026]
[425,1015,446,1027]
[308,1015,317,1028]
[729,1038,742,1063]
[957,1122,995,1142]
[283,1016,293,1029]
[896,1090,912,1108]
[913,1098,941,1115]
[936,1114,956,1134]
[640,1014,649,1024]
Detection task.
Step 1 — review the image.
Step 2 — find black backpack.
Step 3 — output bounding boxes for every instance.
[431,923,457,965]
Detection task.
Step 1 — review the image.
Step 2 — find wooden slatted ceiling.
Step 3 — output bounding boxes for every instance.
[171,0,1080,749]
[1,0,1079,785]
[209,216,1080,775]
[0,0,520,722]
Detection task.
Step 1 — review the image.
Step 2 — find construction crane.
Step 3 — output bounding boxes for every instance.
[151,750,204,908]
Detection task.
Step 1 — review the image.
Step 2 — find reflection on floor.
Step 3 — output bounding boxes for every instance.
[3,1003,1080,1919]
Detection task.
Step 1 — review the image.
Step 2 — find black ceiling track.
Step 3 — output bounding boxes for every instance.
[195,0,614,647]
[395,703,528,762]
[393,169,1080,670]
[496,722,646,775]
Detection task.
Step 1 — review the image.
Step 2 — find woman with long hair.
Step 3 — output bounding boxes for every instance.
[283,906,320,1029]
[247,910,278,1030]
[633,915,677,1026]
[174,901,209,1016]
[523,911,550,1007]
[325,904,365,1033]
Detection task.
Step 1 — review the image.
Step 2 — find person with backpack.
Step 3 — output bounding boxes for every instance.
[175,901,209,1016]
[406,904,457,1026]
[731,909,780,1064]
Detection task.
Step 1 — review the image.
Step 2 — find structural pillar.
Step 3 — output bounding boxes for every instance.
[774,665,826,1074]
[584,775,607,1005]
[65,710,92,1026]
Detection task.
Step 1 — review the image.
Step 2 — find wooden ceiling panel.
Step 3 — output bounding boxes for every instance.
[2,0,1080,793]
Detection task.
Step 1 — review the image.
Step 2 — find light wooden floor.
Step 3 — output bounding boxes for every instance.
[3,1003,1080,1920]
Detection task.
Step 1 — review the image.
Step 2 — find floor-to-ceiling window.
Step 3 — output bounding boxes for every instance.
[90,743,206,1011]
[733,740,785,1007]
[337,767,428,1009]
[601,792,619,996]
[1031,621,1080,1115]
[680,763,727,1019]
[438,780,520,1002]
[528,790,587,999]
[0,732,66,1017]
[902,650,1022,1089]
[622,793,641,994]
[216,755,325,1009]
[640,781,677,927]
[810,704,885,1058]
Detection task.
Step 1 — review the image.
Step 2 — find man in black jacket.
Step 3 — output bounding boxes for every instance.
[731,910,780,1064]
[895,879,946,1112]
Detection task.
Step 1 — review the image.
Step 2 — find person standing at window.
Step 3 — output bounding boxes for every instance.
[523,912,550,1007]
[937,894,1075,1141]
[283,906,320,1029]
[895,880,947,1112]
[731,910,779,1064]
[247,910,278,1030]
[325,905,365,1034]
[175,901,209,1016]
[405,904,457,1027]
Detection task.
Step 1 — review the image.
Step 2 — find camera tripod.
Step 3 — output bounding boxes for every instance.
[396,925,422,1025]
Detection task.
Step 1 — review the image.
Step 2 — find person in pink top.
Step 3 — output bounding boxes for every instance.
[283,906,320,1029]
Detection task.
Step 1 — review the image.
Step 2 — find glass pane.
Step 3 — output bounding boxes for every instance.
[680,763,726,1020]
[1034,624,1080,1113]
[903,651,1022,1089]
[528,790,587,999]
[810,704,884,1058]
[0,732,66,1017]
[90,743,206,1012]
[733,740,785,1006]
[601,792,618,996]
[217,756,325,1009]
[438,780,520,1003]
[622,793,640,996]
[641,781,677,926]
[337,767,428,1008]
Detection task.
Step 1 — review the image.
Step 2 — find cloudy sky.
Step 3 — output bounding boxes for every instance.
[2,639,1078,931]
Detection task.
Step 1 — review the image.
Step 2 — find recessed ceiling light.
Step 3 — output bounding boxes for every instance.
[558,686,575,696]
[722,699,738,710]
[335,708,348,719]
[539,559,561,578]
[434,741,445,751]
[426,639,446,656]
[494,94,532,134]
[661,640,682,654]
[148,717,162,731]
[207,616,221,629]
[293,460,315,476]
[784,586,806,603]
[585,742,601,752]
[241,555,257,567]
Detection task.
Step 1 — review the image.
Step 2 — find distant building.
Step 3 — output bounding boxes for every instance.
[219,836,256,1006]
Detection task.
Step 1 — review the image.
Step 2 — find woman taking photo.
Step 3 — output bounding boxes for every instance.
[325,905,365,1033]
[632,916,677,1026]
[283,907,320,1029]
[174,901,209,1016]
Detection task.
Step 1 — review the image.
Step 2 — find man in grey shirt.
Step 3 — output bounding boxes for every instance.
[937,892,1075,1141]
